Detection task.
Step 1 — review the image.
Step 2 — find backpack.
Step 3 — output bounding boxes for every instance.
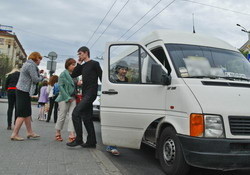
[53,83,59,96]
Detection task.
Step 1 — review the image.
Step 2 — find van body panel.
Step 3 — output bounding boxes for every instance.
[142,30,237,52]
[101,31,250,171]
[183,78,250,139]
[101,43,168,149]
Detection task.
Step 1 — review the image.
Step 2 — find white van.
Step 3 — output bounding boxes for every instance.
[100,30,250,175]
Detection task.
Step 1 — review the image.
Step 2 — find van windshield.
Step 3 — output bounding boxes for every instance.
[166,44,250,81]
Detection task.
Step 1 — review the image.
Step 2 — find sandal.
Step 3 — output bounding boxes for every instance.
[55,135,63,142]
[68,137,76,142]
[106,146,120,156]
[10,136,24,141]
[27,133,40,139]
[111,149,120,156]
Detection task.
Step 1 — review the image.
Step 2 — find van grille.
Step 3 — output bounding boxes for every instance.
[229,116,250,135]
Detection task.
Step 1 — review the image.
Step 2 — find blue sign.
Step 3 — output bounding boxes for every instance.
[248,54,250,61]
[0,25,13,32]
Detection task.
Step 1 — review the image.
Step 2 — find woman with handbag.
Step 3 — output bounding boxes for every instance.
[10,52,43,141]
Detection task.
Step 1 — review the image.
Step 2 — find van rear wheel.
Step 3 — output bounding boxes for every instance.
[158,127,189,175]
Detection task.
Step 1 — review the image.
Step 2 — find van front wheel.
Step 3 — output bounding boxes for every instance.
[158,127,189,175]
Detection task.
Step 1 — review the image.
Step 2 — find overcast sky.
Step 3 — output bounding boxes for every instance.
[1,0,250,75]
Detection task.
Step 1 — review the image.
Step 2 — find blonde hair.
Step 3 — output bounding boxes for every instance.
[6,67,20,76]
[28,52,42,61]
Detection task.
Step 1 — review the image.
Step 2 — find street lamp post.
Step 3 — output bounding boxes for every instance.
[237,24,250,40]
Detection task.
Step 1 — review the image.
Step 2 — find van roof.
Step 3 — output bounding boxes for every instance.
[141,30,237,51]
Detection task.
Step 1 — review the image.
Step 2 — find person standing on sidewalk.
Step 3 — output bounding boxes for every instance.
[38,80,49,121]
[10,52,43,141]
[67,46,102,148]
[46,75,59,123]
[5,66,20,130]
[54,58,77,142]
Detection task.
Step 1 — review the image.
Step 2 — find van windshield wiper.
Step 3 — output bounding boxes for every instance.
[186,76,250,82]
[219,76,250,82]
[185,75,220,79]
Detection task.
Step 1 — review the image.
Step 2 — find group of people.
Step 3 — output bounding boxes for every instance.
[4,46,129,156]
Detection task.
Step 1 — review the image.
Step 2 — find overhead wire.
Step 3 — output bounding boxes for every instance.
[98,0,165,57]
[116,0,163,41]
[125,0,176,41]
[181,0,250,16]
[90,0,130,49]
[86,0,118,46]
[14,27,76,47]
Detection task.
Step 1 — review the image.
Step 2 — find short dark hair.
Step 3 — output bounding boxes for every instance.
[78,46,90,57]
[65,58,76,69]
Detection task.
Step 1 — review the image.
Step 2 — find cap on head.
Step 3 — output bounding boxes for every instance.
[115,60,128,73]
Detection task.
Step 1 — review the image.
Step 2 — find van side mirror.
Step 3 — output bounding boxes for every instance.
[151,64,171,85]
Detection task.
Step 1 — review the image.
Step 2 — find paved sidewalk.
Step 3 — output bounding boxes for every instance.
[0,101,120,175]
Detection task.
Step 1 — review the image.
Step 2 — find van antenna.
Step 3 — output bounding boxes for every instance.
[192,13,196,34]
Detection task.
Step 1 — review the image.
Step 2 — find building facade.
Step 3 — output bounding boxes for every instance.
[0,31,27,68]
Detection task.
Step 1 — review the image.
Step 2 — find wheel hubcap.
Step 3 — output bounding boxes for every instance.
[163,138,176,164]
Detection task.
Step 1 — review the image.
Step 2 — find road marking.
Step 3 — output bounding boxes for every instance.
[90,146,122,175]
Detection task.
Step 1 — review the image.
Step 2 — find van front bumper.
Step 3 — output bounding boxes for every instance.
[178,134,250,170]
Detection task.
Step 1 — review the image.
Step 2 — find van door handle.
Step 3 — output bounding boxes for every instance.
[102,89,118,95]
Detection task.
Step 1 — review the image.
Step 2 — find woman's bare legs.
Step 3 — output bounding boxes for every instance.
[24,116,33,135]
[11,117,25,137]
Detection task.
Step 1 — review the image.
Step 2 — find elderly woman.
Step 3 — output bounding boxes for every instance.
[10,52,43,141]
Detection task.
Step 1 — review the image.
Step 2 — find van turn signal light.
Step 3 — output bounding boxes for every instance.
[190,114,204,137]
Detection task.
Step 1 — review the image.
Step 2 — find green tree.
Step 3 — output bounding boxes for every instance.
[0,54,12,91]
[239,49,249,58]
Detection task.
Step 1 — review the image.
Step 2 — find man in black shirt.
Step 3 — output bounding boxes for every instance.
[67,46,102,148]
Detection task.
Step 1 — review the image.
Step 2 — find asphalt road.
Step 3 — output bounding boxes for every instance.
[1,101,250,175]
[94,120,250,175]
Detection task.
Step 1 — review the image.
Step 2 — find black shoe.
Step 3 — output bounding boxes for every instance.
[66,140,83,147]
[81,143,96,148]
[46,120,49,123]
[7,126,11,130]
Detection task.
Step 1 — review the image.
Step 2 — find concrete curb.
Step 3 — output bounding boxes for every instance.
[90,146,122,175]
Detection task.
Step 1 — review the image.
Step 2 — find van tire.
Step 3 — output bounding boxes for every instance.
[158,127,189,175]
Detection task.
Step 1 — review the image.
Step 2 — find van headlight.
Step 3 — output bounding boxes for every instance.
[204,115,224,138]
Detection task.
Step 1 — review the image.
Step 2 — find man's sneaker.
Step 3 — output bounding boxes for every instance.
[106,146,120,156]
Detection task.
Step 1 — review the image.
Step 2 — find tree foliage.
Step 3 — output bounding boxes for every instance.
[0,54,12,88]
[239,49,249,58]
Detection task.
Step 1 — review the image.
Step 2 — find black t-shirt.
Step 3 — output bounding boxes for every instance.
[72,60,102,95]
[5,71,20,91]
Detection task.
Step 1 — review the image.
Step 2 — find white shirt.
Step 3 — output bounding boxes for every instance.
[46,85,54,98]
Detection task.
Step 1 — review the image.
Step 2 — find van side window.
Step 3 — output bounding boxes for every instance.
[151,47,171,75]
[109,45,140,83]
[140,50,157,83]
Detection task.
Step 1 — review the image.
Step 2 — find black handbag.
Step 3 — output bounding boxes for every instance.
[33,83,39,96]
